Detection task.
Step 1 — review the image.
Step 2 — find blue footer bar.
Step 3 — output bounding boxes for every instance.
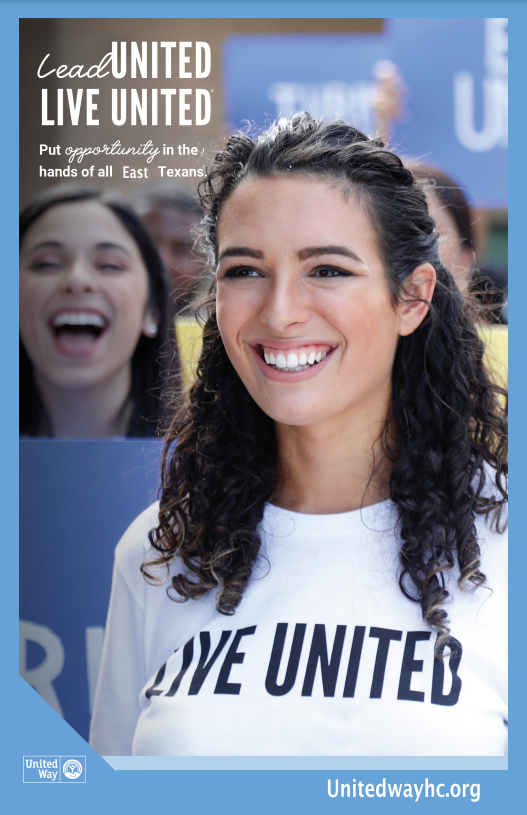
[102,756,508,771]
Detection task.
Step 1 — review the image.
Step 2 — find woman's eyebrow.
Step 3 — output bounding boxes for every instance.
[95,242,130,255]
[218,246,264,261]
[27,240,130,256]
[28,240,65,252]
[297,245,365,263]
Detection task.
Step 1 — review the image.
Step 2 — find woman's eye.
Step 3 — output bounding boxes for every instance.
[98,261,126,272]
[311,266,353,278]
[30,260,62,272]
[223,265,261,278]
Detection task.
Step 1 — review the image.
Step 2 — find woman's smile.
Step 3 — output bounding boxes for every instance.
[249,339,336,381]
[49,307,110,357]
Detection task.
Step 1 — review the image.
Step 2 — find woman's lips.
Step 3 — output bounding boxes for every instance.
[49,309,109,358]
[249,342,336,382]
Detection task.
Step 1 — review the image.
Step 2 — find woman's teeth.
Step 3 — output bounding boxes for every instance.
[53,312,106,328]
[263,348,328,372]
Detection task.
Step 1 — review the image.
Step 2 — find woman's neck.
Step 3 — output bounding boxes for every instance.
[34,365,133,438]
[274,402,393,515]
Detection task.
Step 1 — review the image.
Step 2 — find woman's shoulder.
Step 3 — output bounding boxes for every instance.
[114,501,161,579]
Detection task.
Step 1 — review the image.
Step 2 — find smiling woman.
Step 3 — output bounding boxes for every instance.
[19,188,174,437]
[91,114,507,757]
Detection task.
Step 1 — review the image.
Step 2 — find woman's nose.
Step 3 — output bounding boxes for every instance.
[60,260,96,294]
[259,275,311,332]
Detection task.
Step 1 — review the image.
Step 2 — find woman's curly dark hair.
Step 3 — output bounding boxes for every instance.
[143,113,507,649]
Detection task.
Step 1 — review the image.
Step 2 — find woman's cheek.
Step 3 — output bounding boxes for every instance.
[111,278,150,336]
[217,298,244,351]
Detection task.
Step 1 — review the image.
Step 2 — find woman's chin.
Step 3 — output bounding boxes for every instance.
[256,399,331,428]
[34,364,108,393]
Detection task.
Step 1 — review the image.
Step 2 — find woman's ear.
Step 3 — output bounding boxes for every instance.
[142,305,159,338]
[398,263,437,337]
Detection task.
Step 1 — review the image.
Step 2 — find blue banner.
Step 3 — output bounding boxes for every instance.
[224,18,508,207]
[19,440,163,742]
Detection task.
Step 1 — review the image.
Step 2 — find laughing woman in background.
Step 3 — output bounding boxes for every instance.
[20,188,173,437]
[91,114,507,756]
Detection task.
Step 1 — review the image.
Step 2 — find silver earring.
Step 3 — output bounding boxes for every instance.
[148,323,158,336]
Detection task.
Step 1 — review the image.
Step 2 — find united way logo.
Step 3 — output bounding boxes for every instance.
[23,756,86,783]
[63,759,83,779]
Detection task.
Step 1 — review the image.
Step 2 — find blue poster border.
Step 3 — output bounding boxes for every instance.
[7,1,520,813]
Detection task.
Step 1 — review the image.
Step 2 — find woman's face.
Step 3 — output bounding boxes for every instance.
[216,175,428,430]
[20,200,155,391]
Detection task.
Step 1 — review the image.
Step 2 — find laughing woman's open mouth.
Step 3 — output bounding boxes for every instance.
[50,309,109,356]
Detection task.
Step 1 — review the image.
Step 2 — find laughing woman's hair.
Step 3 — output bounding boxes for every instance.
[145,113,507,649]
[20,186,174,437]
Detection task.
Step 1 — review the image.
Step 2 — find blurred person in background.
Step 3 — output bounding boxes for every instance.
[410,164,508,322]
[135,183,205,319]
[372,62,507,321]
[411,165,476,294]
[20,187,174,438]
[408,165,508,390]
[135,184,207,388]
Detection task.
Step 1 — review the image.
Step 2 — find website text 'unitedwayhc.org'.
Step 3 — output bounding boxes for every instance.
[328,778,481,802]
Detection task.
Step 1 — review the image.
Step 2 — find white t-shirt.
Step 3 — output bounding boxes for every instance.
[89,499,507,756]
